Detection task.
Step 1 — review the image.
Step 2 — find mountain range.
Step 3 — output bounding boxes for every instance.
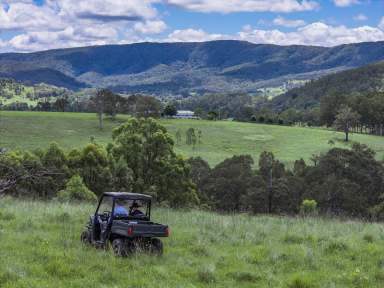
[0,40,384,96]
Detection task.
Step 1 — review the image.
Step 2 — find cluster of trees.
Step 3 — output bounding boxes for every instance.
[176,92,321,126]
[175,128,203,148]
[188,144,384,218]
[0,118,197,207]
[320,92,384,136]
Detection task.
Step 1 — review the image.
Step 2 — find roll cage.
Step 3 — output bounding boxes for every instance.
[95,192,152,221]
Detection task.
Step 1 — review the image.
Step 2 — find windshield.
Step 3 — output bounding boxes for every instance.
[113,198,150,219]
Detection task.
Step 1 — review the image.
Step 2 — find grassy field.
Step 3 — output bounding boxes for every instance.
[1,198,384,287]
[1,111,384,166]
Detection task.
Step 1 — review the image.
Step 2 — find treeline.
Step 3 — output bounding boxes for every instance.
[320,92,384,135]
[189,144,384,219]
[177,92,320,126]
[2,117,384,219]
[0,118,197,207]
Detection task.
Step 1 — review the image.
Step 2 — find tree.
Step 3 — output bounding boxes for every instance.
[333,105,360,142]
[109,117,198,206]
[136,95,161,118]
[90,89,112,130]
[175,129,182,145]
[58,175,97,202]
[200,155,254,211]
[104,92,126,119]
[54,97,69,112]
[163,104,177,117]
[259,151,274,213]
[67,143,113,195]
[197,129,202,144]
[207,111,218,121]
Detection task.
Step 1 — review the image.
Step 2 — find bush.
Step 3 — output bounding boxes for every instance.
[300,199,318,216]
[57,175,97,202]
[288,275,316,288]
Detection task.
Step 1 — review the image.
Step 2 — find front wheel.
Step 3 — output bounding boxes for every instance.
[150,238,163,255]
[81,230,91,245]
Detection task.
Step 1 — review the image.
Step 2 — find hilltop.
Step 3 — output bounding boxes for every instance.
[0,41,383,96]
[270,61,384,110]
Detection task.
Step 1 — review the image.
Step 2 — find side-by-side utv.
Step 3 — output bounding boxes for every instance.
[81,192,169,256]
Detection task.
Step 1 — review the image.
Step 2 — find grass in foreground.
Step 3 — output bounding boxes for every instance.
[1,111,384,166]
[1,198,384,287]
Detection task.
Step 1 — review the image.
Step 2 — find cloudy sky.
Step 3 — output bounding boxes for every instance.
[0,0,383,52]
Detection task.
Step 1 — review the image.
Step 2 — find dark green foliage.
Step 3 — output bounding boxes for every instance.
[109,117,198,206]
[163,104,177,117]
[273,61,384,111]
[303,144,384,216]
[191,144,384,217]
[0,118,198,207]
[186,157,211,203]
[67,143,113,195]
[181,93,253,120]
[200,155,254,211]
[57,174,97,202]
[333,105,360,141]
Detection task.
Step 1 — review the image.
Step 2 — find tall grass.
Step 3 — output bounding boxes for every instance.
[1,198,384,287]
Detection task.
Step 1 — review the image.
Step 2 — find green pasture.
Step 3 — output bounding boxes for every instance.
[1,111,383,166]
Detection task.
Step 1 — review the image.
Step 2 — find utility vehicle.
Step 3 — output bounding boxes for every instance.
[81,192,169,256]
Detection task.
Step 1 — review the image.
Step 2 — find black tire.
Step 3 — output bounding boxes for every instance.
[81,230,91,245]
[112,239,127,257]
[150,238,163,255]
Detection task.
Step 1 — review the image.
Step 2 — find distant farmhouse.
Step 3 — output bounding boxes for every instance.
[175,110,197,119]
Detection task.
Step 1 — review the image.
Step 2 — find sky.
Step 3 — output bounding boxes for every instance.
[0,0,383,52]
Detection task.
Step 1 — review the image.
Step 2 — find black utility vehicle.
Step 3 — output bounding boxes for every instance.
[81,192,169,256]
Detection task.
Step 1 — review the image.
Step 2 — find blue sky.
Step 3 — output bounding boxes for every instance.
[0,0,383,52]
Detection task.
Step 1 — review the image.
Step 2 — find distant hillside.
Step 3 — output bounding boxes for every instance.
[0,78,71,108]
[270,61,384,110]
[0,40,383,95]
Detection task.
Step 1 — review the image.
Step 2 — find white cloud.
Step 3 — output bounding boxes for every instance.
[333,0,359,7]
[134,20,167,34]
[273,16,306,27]
[0,0,166,52]
[164,0,319,13]
[243,23,384,46]
[166,28,227,42]
[353,13,367,21]
[166,22,384,47]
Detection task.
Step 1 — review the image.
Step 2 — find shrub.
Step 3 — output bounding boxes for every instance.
[363,234,374,243]
[300,199,318,216]
[288,276,316,288]
[57,175,97,202]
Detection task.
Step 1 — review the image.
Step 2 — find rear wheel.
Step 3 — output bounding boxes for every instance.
[150,238,163,255]
[112,239,127,257]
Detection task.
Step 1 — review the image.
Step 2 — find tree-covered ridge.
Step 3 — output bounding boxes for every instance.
[272,61,384,110]
[0,40,383,95]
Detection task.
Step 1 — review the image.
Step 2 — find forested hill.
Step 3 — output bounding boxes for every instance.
[270,61,384,111]
[0,40,384,95]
